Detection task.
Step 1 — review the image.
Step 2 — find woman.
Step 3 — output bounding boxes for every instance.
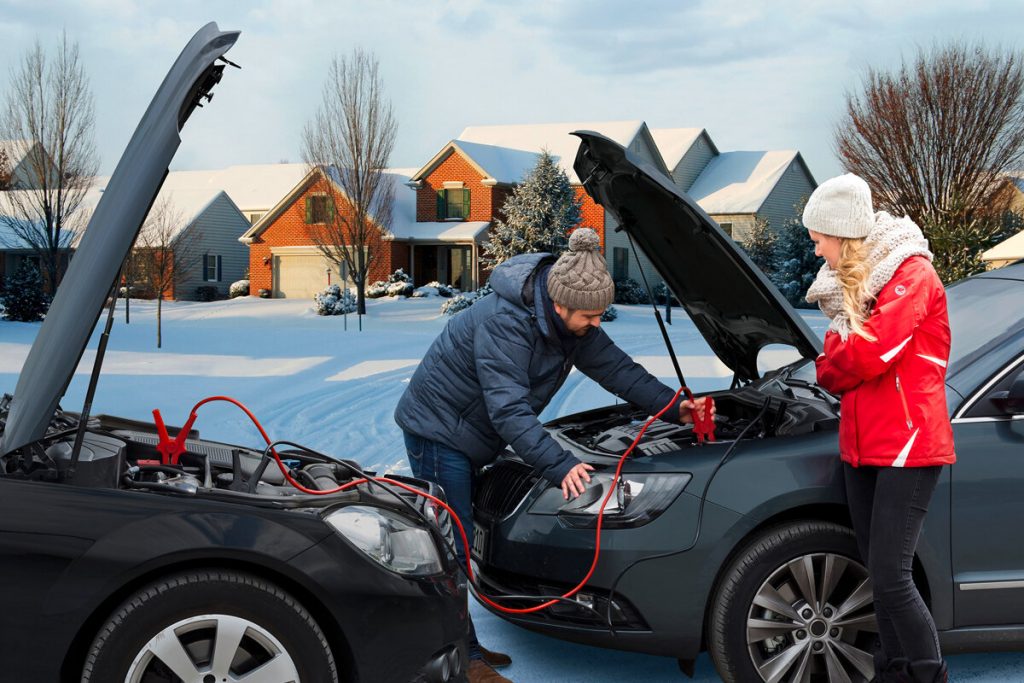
[804,174,955,683]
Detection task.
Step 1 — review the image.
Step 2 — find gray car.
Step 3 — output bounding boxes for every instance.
[470,131,1024,683]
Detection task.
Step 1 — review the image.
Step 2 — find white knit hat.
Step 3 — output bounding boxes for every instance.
[802,173,874,239]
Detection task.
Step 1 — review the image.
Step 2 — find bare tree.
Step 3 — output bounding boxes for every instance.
[301,49,397,321]
[0,33,98,292]
[835,42,1024,281]
[134,197,201,348]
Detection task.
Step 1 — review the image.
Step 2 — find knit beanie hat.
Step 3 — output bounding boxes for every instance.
[546,228,614,311]
[802,173,874,239]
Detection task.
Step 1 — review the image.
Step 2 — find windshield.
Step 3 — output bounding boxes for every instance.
[946,276,1024,380]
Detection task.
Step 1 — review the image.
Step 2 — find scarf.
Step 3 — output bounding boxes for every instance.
[805,211,932,340]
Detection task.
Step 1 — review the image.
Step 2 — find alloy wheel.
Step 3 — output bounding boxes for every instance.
[126,613,301,683]
[746,552,878,683]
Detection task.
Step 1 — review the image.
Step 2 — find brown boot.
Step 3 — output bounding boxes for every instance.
[479,645,512,669]
[468,659,513,682]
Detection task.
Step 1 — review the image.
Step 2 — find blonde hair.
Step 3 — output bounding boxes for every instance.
[835,238,877,341]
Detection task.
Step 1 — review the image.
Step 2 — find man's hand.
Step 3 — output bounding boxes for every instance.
[561,462,594,500]
[680,396,715,424]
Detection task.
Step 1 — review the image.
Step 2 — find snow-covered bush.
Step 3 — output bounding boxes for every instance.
[652,282,678,306]
[613,278,649,305]
[229,279,249,298]
[601,305,618,322]
[411,281,456,298]
[1,260,49,322]
[367,268,413,298]
[258,288,271,298]
[314,284,357,316]
[440,281,493,316]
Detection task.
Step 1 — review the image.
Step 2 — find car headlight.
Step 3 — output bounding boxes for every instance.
[324,505,443,576]
[528,472,691,528]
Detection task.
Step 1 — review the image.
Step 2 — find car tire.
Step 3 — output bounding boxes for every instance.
[708,521,878,683]
[81,569,338,683]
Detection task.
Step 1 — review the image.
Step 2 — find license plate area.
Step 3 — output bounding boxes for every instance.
[471,525,488,561]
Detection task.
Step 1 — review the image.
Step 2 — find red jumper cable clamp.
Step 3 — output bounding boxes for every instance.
[152,409,199,465]
[683,387,716,444]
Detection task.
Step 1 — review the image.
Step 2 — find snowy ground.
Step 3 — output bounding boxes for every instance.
[1,296,1022,681]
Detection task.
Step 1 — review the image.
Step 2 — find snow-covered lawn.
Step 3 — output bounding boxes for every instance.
[1,296,1021,681]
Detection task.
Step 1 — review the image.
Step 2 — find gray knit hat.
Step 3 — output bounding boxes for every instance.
[547,228,614,310]
[802,173,874,239]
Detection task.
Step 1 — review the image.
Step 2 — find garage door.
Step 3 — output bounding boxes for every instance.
[273,253,348,299]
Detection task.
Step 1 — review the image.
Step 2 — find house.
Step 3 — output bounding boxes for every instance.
[686,150,817,242]
[240,167,422,299]
[161,163,308,226]
[0,139,53,190]
[130,181,251,300]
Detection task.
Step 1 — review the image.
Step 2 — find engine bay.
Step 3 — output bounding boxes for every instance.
[551,375,839,458]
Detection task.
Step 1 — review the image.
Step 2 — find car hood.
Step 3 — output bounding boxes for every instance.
[572,131,822,383]
[0,23,239,456]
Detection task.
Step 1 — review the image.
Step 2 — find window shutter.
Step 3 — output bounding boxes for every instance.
[216,255,222,282]
[437,190,446,220]
[462,189,470,219]
[202,253,208,280]
[328,197,336,223]
[305,197,313,224]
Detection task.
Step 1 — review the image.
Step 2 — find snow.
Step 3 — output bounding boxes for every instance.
[689,150,800,214]
[447,140,541,185]
[457,120,646,184]
[2,296,1022,681]
[649,127,705,171]
[159,162,308,213]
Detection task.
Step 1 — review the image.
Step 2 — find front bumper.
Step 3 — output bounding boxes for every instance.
[288,531,470,683]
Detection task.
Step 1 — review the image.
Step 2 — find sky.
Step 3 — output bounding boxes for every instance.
[0,0,1022,184]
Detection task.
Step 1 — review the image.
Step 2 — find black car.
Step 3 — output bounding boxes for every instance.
[471,131,1024,683]
[0,24,467,683]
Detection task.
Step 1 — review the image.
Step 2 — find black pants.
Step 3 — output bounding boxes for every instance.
[843,462,943,664]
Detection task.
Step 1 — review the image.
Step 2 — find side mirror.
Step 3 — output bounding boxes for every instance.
[990,371,1024,415]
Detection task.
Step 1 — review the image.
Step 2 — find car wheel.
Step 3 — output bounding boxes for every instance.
[82,569,338,683]
[708,521,878,683]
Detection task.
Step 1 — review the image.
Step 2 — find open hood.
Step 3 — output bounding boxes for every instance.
[1,23,239,456]
[572,131,821,383]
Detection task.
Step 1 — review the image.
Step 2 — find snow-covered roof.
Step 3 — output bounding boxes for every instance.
[449,140,541,185]
[160,163,307,212]
[0,185,102,249]
[649,128,706,170]
[688,150,802,214]
[455,120,649,184]
[982,228,1024,262]
[0,140,35,168]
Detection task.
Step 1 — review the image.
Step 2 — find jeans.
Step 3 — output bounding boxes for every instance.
[403,431,482,659]
[843,462,943,664]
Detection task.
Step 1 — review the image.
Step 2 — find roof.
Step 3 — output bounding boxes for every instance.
[648,127,708,170]
[453,120,651,184]
[982,228,1024,262]
[0,186,102,249]
[688,150,803,214]
[240,166,481,244]
[0,140,35,169]
[160,162,307,212]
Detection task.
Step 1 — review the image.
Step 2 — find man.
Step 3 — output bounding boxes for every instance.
[395,228,710,683]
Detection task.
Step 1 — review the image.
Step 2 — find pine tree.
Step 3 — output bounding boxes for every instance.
[482,150,582,266]
[741,216,778,279]
[1,260,50,321]
[771,203,822,309]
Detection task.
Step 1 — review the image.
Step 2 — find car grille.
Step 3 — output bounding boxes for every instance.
[474,458,539,521]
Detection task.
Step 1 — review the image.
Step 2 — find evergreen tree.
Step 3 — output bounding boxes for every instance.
[1,260,50,321]
[771,205,822,309]
[482,150,582,266]
[741,216,778,279]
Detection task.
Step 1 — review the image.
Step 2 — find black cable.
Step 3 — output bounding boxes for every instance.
[603,398,773,631]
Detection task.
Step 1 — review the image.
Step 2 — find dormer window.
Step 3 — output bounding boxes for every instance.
[437,187,470,220]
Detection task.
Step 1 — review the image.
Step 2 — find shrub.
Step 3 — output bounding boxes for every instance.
[314,284,357,316]
[229,279,249,298]
[1,260,49,321]
[194,285,218,302]
[440,281,494,316]
[601,305,618,322]
[652,282,679,306]
[613,278,649,305]
[258,288,271,299]
[367,268,413,298]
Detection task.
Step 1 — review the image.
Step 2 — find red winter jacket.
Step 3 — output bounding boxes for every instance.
[816,256,956,468]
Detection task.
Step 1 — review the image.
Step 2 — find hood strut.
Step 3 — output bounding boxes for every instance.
[626,230,686,389]
[67,271,121,480]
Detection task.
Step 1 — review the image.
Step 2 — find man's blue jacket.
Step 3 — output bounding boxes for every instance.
[395,253,683,485]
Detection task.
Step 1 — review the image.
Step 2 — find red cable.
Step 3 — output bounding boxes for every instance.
[168,390,710,615]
